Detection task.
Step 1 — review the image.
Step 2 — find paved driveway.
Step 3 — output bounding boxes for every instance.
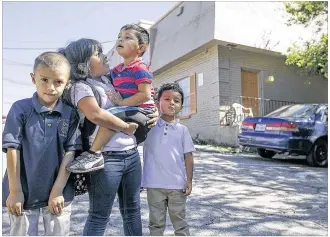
[2,146,328,235]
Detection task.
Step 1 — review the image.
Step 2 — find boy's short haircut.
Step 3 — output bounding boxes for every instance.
[157,83,184,105]
[33,51,71,73]
[120,24,149,56]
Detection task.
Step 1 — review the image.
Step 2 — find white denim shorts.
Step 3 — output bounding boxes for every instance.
[8,202,72,236]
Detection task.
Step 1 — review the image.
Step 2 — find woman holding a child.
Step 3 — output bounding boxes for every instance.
[59,24,156,236]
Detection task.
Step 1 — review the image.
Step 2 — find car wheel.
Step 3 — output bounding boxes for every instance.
[306,139,328,167]
[257,148,276,159]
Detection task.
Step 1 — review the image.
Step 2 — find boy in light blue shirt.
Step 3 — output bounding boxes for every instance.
[142,83,195,236]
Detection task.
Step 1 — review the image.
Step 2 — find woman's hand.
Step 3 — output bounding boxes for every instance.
[106,90,122,106]
[122,123,139,136]
[147,106,159,128]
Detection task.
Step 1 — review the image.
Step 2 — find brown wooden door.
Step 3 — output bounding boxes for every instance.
[241,71,259,116]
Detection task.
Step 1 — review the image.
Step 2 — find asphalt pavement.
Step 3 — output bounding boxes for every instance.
[2,145,328,235]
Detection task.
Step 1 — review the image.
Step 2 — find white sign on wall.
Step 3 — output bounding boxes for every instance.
[197,73,204,86]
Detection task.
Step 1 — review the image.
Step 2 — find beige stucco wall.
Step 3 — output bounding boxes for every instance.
[150,1,216,72]
[217,45,328,146]
[149,1,328,146]
[153,44,328,146]
[217,45,328,104]
[153,46,221,144]
[150,1,327,74]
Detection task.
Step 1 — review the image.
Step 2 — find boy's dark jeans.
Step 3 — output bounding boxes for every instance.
[83,149,142,236]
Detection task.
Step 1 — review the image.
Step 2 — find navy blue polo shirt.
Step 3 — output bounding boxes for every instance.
[2,92,82,210]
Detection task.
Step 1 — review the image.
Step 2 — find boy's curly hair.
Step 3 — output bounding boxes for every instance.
[120,24,149,56]
[156,83,184,105]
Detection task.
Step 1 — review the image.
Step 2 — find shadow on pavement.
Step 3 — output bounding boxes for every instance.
[187,151,327,235]
[2,150,328,235]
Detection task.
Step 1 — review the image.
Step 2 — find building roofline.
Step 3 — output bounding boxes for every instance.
[152,40,217,75]
[152,39,287,75]
[151,1,184,27]
[139,19,155,25]
[216,40,286,58]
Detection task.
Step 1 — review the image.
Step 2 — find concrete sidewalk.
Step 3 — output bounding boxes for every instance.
[2,146,328,235]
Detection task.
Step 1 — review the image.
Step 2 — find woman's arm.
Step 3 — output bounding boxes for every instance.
[78,96,130,132]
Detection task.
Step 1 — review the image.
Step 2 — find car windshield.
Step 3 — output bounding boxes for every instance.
[266,104,318,118]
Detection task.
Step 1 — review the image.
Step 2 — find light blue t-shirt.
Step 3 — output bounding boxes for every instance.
[71,77,137,151]
[142,118,195,189]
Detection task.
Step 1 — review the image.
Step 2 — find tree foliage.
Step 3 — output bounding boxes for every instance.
[284,1,328,79]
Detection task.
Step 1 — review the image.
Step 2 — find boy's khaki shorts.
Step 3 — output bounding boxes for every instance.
[147,188,190,236]
[8,202,72,236]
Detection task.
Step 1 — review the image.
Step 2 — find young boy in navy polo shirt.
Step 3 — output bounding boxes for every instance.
[67,23,154,173]
[2,52,82,236]
[142,83,195,236]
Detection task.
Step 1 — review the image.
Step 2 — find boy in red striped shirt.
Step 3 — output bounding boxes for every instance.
[67,24,155,173]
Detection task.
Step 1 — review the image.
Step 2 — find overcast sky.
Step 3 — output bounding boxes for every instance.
[2,1,178,115]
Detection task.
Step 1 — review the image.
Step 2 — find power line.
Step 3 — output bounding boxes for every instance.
[3,101,13,103]
[3,99,19,105]
[100,40,117,44]
[3,59,33,67]
[3,39,117,50]
[3,39,66,44]
[3,47,58,50]
[3,77,34,87]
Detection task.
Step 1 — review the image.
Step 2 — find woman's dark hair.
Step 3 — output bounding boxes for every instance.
[58,38,102,81]
[156,83,184,105]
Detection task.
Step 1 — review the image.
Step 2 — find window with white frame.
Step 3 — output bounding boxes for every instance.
[176,77,191,117]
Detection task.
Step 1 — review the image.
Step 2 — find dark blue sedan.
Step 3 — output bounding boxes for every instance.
[238,104,328,167]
